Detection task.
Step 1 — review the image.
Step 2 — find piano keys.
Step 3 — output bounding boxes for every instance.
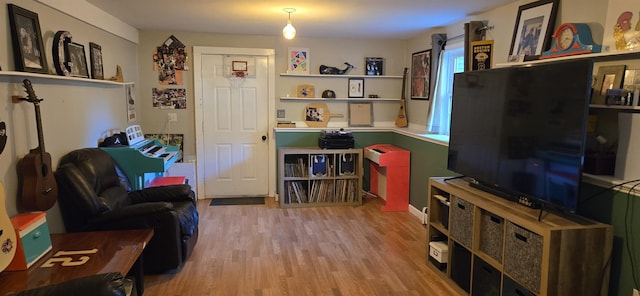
[101,125,180,190]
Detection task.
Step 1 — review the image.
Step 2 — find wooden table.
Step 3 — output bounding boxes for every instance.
[0,229,153,295]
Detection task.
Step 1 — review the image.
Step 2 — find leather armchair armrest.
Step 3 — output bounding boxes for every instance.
[129,184,195,204]
[89,202,175,227]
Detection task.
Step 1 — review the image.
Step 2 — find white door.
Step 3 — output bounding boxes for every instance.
[197,51,271,198]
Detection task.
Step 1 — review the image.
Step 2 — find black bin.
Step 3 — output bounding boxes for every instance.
[472,256,501,296]
[450,241,471,293]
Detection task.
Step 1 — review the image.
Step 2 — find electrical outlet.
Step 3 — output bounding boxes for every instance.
[633,288,640,296]
[277,109,286,118]
[168,113,177,122]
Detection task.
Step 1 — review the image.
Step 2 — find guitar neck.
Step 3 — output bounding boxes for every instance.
[33,102,46,153]
[401,72,407,101]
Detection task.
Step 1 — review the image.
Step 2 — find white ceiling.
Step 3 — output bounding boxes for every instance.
[86,0,517,39]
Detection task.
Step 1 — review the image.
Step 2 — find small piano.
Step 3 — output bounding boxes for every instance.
[365,144,410,211]
[101,125,181,190]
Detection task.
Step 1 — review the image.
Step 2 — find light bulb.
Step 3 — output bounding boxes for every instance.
[282,8,297,39]
[283,22,296,39]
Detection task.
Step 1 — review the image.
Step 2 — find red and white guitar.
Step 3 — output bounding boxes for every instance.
[0,182,17,271]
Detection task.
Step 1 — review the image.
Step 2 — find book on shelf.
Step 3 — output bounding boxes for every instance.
[286,181,308,204]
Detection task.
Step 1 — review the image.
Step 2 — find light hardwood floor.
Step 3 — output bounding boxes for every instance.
[143,197,460,296]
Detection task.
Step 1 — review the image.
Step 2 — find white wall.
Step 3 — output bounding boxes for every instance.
[137,30,407,157]
[0,0,138,233]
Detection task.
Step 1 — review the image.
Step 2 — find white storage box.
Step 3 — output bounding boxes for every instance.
[429,241,449,263]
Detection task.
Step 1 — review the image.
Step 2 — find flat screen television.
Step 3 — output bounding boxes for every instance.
[447,59,594,213]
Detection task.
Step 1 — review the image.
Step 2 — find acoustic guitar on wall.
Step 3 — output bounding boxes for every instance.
[17,79,58,211]
[0,182,17,271]
[395,67,408,127]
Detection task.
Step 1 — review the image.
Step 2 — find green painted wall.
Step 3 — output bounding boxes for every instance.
[580,184,640,296]
[275,130,638,296]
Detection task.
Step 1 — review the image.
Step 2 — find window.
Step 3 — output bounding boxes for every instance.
[427,44,465,136]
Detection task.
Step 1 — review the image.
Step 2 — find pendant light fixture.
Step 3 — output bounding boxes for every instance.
[282,8,296,40]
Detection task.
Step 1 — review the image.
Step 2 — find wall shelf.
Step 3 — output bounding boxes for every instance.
[589,104,640,111]
[0,71,133,87]
[495,49,640,68]
[280,73,402,79]
[280,97,400,101]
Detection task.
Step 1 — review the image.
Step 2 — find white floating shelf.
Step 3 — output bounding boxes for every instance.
[0,71,133,86]
[280,73,402,79]
[279,97,400,101]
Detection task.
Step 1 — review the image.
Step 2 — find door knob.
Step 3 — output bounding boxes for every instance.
[261,135,267,141]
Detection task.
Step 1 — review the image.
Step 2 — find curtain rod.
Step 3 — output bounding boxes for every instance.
[447,34,464,42]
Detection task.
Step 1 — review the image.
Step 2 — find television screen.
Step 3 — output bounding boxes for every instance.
[447,59,594,212]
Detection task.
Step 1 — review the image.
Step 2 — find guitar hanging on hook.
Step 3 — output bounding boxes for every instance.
[17,79,58,211]
[395,67,408,127]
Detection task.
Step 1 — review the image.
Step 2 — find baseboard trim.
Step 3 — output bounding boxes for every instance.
[409,204,427,224]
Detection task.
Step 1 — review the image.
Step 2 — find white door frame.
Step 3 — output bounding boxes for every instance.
[193,46,276,199]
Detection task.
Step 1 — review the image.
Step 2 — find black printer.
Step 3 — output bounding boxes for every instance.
[318,129,354,149]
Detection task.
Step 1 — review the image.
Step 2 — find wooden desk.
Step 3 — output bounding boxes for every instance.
[0,229,153,295]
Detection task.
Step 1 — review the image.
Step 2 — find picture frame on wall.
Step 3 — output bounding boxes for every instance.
[348,78,364,98]
[508,0,558,61]
[287,47,309,74]
[89,42,104,80]
[66,42,89,78]
[8,4,48,74]
[365,57,384,75]
[411,49,431,100]
[603,0,639,51]
[348,102,374,127]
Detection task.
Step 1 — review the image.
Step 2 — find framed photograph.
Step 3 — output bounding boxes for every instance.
[365,57,384,75]
[287,47,309,74]
[509,0,559,60]
[8,4,48,74]
[348,102,374,127]
[66,42,89,78]
[89,42,104,80]
[348,78,365,98]
[593,65,626,105]
[411,49,431,100]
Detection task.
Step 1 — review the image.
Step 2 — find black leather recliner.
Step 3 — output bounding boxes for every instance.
[54,148,199,274]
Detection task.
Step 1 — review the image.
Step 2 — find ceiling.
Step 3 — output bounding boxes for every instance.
[86,0,517,39]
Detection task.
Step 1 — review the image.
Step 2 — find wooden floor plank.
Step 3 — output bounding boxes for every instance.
[143,197,459,295]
